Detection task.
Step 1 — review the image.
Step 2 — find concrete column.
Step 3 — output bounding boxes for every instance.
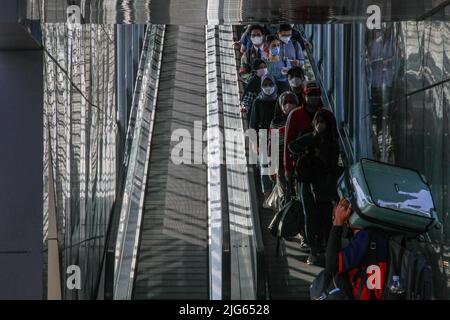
[0,0,43,300]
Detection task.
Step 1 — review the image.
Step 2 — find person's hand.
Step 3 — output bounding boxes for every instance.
[333,198,352,226]
[291,59,300,66]
[281,67,289,75]
[232,41,241,49]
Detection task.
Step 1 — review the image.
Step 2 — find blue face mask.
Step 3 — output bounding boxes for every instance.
[270,46,280,56]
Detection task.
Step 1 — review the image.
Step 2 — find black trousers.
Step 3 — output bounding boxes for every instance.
[300,182,333,255]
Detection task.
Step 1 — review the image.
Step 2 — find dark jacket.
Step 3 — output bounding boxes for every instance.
[249,98,277,133]
[242,74,263,120]
[325,226,389,300]
[287,107,340,202]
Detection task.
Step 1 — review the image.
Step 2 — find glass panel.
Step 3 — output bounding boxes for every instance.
[443,21,450,81]
[406,90,425,172]
[423,85,444,221]
[443,81,450,240]
[423,20,443,88]
[405,20,425,94]
[43,23,117,299]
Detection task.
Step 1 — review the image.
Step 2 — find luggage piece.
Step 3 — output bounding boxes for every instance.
[268,198,302,256]
[337,159,440,236]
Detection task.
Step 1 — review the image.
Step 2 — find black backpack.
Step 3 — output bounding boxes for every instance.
[310,270,353,300]
[383,236,442,300]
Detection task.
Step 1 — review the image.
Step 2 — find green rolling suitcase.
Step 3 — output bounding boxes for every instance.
[337,159,440,236]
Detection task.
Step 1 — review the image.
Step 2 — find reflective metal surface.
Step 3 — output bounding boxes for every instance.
[43,23,117,299]
[113,24,165,300]
[23,0,450,24]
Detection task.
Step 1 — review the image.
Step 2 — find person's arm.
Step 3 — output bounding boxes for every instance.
[295,42,305,66]
[284,110,304,180]
[325,225,344,274]
[326,199,370,274]
[242,92,257,114]
[283,112,295,179]
[249,99,259,130]
[325,199,351,274]
[240,53,251,75]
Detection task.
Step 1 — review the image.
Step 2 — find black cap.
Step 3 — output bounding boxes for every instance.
[252,58,266,71]
[287,66,305,79]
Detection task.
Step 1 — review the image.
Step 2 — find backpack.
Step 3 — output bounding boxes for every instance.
[382,236,436,300]
[310,270,353,300]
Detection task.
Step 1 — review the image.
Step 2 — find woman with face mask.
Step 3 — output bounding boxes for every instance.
[265,35,291,94]
[241,59,268,124]
[268,91,300,208]
[250,74,279,204]
[288,109,340,265]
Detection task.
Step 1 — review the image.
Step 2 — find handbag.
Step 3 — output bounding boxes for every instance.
[266,178,284,211]
[268,198,302,256]
[310,270,353,300]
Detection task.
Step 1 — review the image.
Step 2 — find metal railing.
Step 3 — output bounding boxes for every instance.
[106,24,165,300]
[205,25,231,300]
[223,26,266,300]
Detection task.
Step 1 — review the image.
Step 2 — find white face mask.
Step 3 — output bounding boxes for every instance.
[262,86,276,96]
[279,36,291,44]
[289,77,303,88]
[256,68,268,78]
[251,36,264,46]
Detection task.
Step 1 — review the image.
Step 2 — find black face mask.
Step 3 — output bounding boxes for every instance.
[305,103,319,113]
[305,96,321,112]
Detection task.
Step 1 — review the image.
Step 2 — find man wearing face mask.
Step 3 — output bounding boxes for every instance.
[241,59,268,124]
[287,66,307,105]
[278,24,305,68]
[250,75,279,205]
[240,25,268,82]
[284,83,331,183]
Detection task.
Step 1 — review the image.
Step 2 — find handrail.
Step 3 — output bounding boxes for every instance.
[296,24,355,166]
[247,162,267,299]
[205,25,231,300]
[100,25,153,300]
[229,25,267,300]
[112,24,165,300]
